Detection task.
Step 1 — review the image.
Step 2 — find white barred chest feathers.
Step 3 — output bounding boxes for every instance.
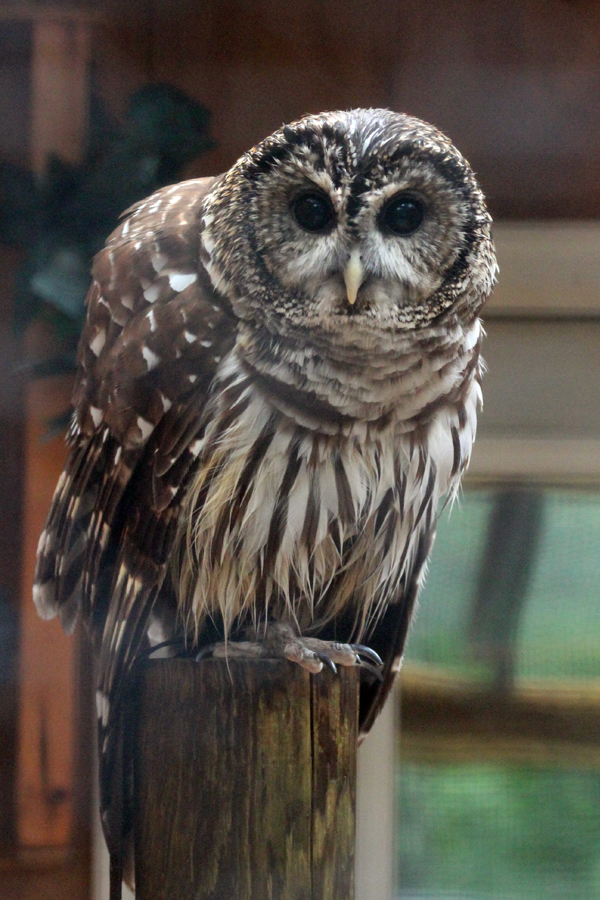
[175,318,482,641]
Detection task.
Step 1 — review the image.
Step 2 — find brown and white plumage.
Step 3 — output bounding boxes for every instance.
[33,109,496,880]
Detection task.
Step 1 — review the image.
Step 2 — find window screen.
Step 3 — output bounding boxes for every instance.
[398,487,600,900]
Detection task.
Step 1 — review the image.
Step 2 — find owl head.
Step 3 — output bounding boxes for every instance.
[201,109,496,336]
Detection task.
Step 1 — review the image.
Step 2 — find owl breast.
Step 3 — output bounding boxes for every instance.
[175,317,482,641]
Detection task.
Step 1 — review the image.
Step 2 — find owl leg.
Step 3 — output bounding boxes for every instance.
[195,622,383,679]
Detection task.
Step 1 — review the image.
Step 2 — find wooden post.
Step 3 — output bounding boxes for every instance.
[133,659,358,900]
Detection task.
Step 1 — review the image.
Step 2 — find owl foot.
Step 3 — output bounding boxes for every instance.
[195,622,383,680]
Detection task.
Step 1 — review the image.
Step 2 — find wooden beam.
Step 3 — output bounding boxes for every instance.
[30,14,91,172]
[0,4,100,22]
[486,223,600,319]
[16,360,76,851]
[16,11,92,852]
[0,247,26,852]
[400,667,600,768]
[133,659,358,900]
[468,437,600,483]
[355,693,397,900]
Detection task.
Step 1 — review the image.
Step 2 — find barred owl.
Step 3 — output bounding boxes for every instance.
[34,109,496,878]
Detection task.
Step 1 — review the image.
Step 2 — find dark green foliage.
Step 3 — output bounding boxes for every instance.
[1,83,215,381]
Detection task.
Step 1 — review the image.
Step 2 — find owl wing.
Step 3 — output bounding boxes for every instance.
[357,369,482,734]
[358,523,436,734]
[33,176,237,859]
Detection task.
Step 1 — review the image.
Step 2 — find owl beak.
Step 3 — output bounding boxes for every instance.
[343,250,365,306]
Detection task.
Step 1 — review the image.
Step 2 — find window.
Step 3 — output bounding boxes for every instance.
[400,488,600,900]
[396,223,600,900]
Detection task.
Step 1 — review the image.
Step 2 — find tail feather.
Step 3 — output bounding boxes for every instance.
[33,436,106,623]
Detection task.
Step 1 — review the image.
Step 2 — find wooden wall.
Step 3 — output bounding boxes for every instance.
[390,0,600,218]
[3,1,600,897]
[96,0,600,218]
[0,10,93,900]
[0,20,30,854]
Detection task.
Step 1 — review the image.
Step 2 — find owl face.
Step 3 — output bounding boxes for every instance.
[202,109,495,334]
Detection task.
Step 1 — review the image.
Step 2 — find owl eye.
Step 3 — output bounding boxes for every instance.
[380,193,425,236]
[292,191,335,233]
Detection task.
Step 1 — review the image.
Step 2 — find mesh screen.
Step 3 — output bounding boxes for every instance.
[404,488,600,682]
[398,487,600,899]
[398,763,600,900]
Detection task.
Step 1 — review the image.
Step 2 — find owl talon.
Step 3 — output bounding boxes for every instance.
[315,652,338,675]
[195,643,216,662]
[190,627,382,681]
[358,660,385,682]
[153,632,382,685]
[350,644,384,668]
[142,638,186,660]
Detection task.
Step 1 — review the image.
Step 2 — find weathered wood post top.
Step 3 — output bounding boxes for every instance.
[133,658,359,900]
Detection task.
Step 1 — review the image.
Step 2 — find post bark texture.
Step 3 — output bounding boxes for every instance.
[133,658,358,900]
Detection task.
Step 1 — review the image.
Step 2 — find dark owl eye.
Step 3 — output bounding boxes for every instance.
[380,194,425,236]
[292,191,335,233]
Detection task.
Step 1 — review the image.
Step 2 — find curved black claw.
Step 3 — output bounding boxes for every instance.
[195,644,216,662]
[141,638,186,660]
[358,660,385,682]
[350,644,384,668]
[315,652,338,674]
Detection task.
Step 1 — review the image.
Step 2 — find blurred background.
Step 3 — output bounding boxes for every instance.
[2,1,600,898]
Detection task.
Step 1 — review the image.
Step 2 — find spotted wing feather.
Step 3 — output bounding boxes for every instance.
[33,176,236,859]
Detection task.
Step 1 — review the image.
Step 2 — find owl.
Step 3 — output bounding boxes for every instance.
[33,109,496,885]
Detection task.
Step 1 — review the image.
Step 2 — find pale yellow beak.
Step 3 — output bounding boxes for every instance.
[343,249,365,306]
